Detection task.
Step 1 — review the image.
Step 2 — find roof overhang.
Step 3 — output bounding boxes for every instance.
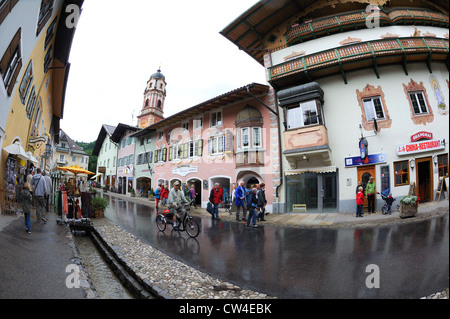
[220,0,449,65]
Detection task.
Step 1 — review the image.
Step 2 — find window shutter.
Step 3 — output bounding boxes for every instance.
[226,130,234,152]
[168,146,173,161]
[149,151,153,163]
[154,150,158,162]
[198,139,203,156]
[162,148,167,161]
[182,143,188,158]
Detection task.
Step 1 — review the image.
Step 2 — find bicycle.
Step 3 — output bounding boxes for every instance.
[155,202,200,238]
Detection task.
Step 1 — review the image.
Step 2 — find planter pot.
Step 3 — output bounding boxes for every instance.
[400,203,418,219]
[94,209,104,218]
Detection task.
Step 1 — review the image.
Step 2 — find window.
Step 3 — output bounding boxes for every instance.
[394,161,409,186]
[252,127,261,147]
[0,28,22,96]
[193,117,203,130]
[0,0,19,26]
[19,61,33,104]
[189,140,203,157]
[107,159,110,168]
[286,100,322,129]
[363,97,385,121]
[210,135,225,155]
[26,86,37,119]
[43,45,52,73]
[409,92,429,115]
[44,17,57,50]
[36,0,54,36]
[210,111,222,127]
[438,154,448,177]
[158,131,164,141]
[72,156,76,162]
[154,148,167,162]
[182,122,189,132]
[59,154,64,162]
[113,156,116,167]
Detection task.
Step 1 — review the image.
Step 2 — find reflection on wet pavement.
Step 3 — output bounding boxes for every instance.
[103,194,449,299]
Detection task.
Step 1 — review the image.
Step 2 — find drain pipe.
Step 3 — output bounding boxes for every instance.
[245,84,284,205]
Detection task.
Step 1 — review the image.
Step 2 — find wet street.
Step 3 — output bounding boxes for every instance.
[103,194,449,299]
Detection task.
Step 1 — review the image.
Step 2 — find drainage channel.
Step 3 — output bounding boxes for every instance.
[74,232,134,299]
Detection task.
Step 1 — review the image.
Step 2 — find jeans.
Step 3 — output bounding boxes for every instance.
[356,204,363,217]
[247,207,257,226]
[213,203,219,219]
[35,196,46,221]
[367,194,375,213]
[386,205,392,214]
[235,205,246,220]
[24,213,31,230]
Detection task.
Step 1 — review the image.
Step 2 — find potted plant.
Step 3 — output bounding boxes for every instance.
[149,187,155,201]
[90,187,97,197]
[399,194,420,219]
[92,197,108,218]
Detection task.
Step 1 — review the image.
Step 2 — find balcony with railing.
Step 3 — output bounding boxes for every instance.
[269,37,449,89]
[285,8,449,46]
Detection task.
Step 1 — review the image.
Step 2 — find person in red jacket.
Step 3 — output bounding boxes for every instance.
[209,183,222,220]
[356,186,364,217]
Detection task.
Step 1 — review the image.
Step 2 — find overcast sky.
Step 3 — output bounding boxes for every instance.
[61,0,267,143]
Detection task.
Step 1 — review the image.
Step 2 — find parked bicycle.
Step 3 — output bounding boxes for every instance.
[155,202,200,238]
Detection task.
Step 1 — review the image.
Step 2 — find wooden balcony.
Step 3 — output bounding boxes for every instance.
[269,37,449,89]
[285,8,449,46]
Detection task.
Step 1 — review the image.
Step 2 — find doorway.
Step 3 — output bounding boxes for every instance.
[357,165,376,212]
[416,157,433,202]
[186,178,202,207]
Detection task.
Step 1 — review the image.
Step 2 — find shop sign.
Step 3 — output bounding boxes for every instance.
[345,153,386,167]
[411,131,433,142]
[172,165,198,177]
[396,139,445,156]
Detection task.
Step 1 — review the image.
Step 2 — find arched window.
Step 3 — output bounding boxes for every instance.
[157,100,162,109]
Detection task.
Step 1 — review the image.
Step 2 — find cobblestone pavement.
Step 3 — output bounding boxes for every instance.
[93,218,275,299]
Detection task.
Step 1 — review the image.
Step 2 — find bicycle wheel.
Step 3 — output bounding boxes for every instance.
[156,215,166,231]
[185,217,200,238]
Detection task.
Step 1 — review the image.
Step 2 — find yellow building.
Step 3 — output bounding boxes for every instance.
[0,0,83,212]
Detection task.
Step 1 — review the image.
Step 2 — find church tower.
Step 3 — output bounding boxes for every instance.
[137,68,166,128]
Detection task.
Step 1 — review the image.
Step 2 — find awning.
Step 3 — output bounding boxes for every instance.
[285,166,337,176]
[90,173,103,180]
[26,151,38,164]
[3,141,29,161]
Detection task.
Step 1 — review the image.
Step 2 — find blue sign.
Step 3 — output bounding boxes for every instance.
[345,153,386,167]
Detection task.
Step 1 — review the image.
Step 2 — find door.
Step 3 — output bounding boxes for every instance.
[416,157,433,202]
[357,165,376,211]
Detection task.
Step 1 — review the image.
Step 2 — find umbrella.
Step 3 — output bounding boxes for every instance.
[57,165,95,176]
[3,141,29,161]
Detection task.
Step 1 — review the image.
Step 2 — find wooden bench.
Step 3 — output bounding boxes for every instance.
[292,204,307,212]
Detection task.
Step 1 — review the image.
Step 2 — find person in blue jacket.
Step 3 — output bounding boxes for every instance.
[234,180,246,221]
[246,188,258,228]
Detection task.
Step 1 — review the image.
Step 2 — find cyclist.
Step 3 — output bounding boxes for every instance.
[168,181,189,229]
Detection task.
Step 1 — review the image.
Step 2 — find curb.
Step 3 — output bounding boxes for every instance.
[90,226,171,299]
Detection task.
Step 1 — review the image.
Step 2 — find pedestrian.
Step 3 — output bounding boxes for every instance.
[189,184,197,208]
[355,180,365,194]
[209,183,222,220]
[385,193,394,215]
[21,182,33,234]
[256,182,267,221]
[366,176,376,214]
[234,180,247,221]
[43,170,52,213]
[356,186,364,217]
[31,168,47,223]
[162,184,169,206]
[246,188,258,228]
[154,184,161,208]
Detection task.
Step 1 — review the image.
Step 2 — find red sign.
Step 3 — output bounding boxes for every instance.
[411,131,433,142]
[397,139,444,155]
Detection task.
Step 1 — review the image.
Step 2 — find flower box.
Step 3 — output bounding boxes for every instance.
[400,203,418,219]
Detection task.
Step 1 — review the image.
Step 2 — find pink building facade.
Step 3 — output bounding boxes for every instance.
[142,83,281,211]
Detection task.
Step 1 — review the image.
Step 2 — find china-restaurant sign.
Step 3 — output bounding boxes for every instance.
[396,139,445,156]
